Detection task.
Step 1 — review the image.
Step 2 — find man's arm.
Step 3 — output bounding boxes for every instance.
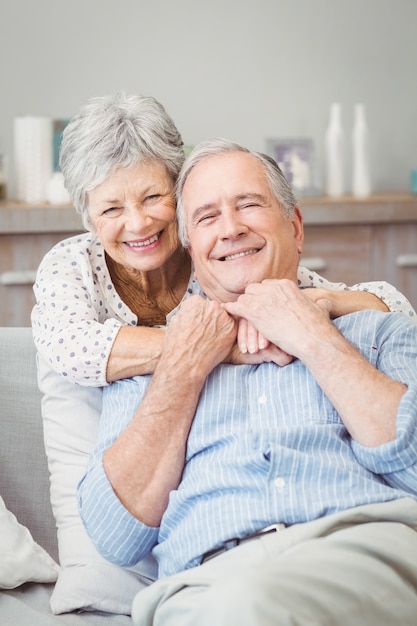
[223,279,407,448]
[103,296,236,527]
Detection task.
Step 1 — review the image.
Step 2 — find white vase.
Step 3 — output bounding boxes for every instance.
[324,103,345,197]
[352,103,371,198]
[46,172,71,204]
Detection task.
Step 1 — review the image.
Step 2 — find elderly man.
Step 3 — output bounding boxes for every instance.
[78,139,417,625]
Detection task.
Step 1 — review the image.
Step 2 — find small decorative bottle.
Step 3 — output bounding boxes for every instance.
[352,103,371,198]
[0,154,7,200]
[324,103,345,197]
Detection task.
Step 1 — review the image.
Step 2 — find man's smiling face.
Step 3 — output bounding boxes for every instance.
[183,151,304,302]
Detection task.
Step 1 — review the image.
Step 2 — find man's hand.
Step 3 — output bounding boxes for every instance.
[224,279,405,447]
[223,279,333,363]
[165,295,237,380]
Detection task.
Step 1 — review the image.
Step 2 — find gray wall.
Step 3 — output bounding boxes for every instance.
[1,0,416,196]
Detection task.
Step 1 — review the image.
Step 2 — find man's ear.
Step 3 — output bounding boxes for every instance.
[292,206,304,255]
[188,247,198,281]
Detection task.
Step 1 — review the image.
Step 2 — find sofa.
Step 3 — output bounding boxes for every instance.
[0,327,154,625]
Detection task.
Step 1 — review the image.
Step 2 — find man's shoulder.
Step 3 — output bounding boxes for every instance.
[334,309,417,337]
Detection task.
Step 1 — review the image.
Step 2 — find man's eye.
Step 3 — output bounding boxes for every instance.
[197,214,215,224]
[145,194,160,202]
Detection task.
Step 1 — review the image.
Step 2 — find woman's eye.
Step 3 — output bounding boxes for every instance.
[103,206,121,216]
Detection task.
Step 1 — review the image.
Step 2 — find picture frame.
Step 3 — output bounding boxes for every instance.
[52,118,70,172]
[266,138,316,196]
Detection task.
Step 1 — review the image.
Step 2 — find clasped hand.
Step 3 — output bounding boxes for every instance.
[223,279,333,365]
[167,280,332,371]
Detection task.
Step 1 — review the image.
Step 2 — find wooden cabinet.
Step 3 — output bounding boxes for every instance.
[0,202,84,326]
[1,194,417,326]
[301,224,373,286]
[373,222,417,307]
[299,194,417,309]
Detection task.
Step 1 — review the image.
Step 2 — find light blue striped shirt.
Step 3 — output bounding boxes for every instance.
[78,310,417,579]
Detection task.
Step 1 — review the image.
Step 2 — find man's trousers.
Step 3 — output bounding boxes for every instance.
[132,498,417,626]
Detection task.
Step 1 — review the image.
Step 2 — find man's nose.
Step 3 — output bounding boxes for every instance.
[219,211,248,239]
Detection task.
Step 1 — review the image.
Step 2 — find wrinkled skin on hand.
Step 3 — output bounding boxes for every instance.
[223,279,333,363]
[227,316,295,367]
[166,295,238,377]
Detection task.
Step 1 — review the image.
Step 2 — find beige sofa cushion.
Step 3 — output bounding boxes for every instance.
[37,353,157,615]
[0,494,59,589]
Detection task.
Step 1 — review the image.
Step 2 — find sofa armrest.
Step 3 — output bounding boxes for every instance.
[0,327,57,561]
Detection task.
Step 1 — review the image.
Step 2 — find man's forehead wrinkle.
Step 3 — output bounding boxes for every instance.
[235,192,267,203]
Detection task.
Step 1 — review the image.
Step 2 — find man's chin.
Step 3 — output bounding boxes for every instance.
[204,282,245,302]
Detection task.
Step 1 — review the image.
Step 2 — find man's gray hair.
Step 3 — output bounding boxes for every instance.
[59,92,185,230]
[175,138,298,247]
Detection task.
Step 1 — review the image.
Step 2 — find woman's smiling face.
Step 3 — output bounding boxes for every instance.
[182,151,304,302]
[87,161,179,272]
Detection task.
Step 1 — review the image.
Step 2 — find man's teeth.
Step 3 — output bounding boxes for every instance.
[128,233,160,247]
[223,249,258,261]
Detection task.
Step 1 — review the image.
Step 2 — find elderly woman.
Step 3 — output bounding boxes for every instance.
[32,92,415,386]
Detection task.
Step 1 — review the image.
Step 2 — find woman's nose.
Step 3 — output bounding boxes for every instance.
[125,206,152,233]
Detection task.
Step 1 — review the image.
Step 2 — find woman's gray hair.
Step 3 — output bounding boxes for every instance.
[176,138,298,247]
[59,92,185,230]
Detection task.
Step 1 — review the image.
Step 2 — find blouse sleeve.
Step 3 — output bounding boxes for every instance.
[297,266,417,323]
[32,235,127,387]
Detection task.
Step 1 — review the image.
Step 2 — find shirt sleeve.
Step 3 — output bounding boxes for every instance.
[78,459,158,567]
[32,235,125,386]
[350,314,417,492]
[297,266,417,322]
[78,376,159,567]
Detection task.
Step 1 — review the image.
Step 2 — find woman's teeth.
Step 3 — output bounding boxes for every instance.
[127,233,160,247]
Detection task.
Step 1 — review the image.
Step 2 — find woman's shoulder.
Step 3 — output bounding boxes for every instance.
[48,231,101,254]
[40,232,102,263]
[35,232,104,280]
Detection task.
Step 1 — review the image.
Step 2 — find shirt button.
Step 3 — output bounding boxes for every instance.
[258,394,267,405]
[273,477,286,491]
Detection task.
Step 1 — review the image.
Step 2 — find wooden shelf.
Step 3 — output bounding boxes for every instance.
[298,193,417,226]
[1,193,416,325]
[0,201,83,234]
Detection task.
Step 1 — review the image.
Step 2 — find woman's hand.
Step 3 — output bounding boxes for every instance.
[225,315,294,367]
[237,317,269,354]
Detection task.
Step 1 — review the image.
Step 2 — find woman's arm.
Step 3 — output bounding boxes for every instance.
[32,234,169,386]
[105,326,164,382]
[302,286,389,317]
[297,266,417,321]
